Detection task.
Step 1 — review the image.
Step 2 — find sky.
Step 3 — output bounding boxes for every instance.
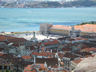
[1,0,75,2]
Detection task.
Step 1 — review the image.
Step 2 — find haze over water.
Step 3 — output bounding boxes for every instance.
[0,8,96,32]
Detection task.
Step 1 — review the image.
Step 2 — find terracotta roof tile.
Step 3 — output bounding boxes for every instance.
[43,40,59,46]
[75,52,92,57]
[0,35,27,42]
[62,48,71,51]
[8,38,27,42]
[72,58,82,64]
[64,53,79,59]
[24,64,46,72]
[0,52,4,56]
[0,35,6,41]
[36,58,58,66]
[58,53,64,58]
[22,56,32,60]
[74,37,88,40]
[24,65,33,72]
[32,52,54,56]
[82,48,96,52]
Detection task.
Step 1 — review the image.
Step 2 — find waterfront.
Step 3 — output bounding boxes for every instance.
[0,8,96,32]
[0,7,96,72]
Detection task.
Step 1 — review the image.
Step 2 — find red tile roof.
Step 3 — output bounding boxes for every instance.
[8,38,27,42]
[48,70,54,72]
[64,53,79,59]
[43,40,59,46]
[0,52,4,56]
[74,37,88,40]
[32,52,54,56]
[82,48,96,52]
[24,64,46,72]
[0,35,27,42]
[75,52,91,57]
[72,58,82,64]
[0,35,6,42]
[22,56,32,60]
[36,58,58,67]
[58,53,64,58]
[62,48,71,52]
[24,65,34,72]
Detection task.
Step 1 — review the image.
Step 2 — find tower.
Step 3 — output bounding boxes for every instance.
[44,62,47,68]
[30,31,37,41]
[33,31,36,39]
[34,56,36,65]
[70,26,75,38]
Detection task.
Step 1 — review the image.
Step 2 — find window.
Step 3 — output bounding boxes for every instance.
[0,66,2,70]
[4,66,7,69]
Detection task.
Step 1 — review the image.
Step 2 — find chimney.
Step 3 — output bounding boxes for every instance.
[44,62,47,68]
[51,49,52,53]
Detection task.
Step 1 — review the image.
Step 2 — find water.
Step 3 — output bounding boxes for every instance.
[0,8,96,32]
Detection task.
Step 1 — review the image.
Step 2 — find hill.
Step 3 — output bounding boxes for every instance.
[0,0,96,8]
[63,0,96,7]
[78,21,96,25]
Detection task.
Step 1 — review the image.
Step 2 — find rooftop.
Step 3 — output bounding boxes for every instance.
[22,56,32,60]
[36,58,58,66]
[43,39,59,46]
[72,58,82,64]
[32,52,54,57]
[74,24,96,33]
[50,24,96,33]
[51,25,71,30]
[81,47,96,52]
[64,53,79,60]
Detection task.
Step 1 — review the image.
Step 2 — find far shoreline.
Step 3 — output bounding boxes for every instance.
[1,21,96,35]
[0,7,96,9]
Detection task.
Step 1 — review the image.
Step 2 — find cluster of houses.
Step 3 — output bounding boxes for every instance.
[0,31,96,72]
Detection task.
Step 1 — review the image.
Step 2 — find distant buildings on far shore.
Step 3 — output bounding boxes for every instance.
[1,0,77,2]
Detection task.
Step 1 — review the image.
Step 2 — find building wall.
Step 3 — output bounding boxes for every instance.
[70,61,77,71]
[40,24,52,34]
[49,29,70,36]
[40,24,96,37]
[44,44,59,49]
[63,57,71,71]
[81,32,96,38]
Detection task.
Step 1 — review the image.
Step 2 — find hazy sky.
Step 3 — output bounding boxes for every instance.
[1,0,74,2]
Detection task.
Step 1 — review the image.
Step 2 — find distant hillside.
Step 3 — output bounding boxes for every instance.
[78,21,96,25]
[0,0,96,8]
[25,2,62,8]
[63,0,96,7]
